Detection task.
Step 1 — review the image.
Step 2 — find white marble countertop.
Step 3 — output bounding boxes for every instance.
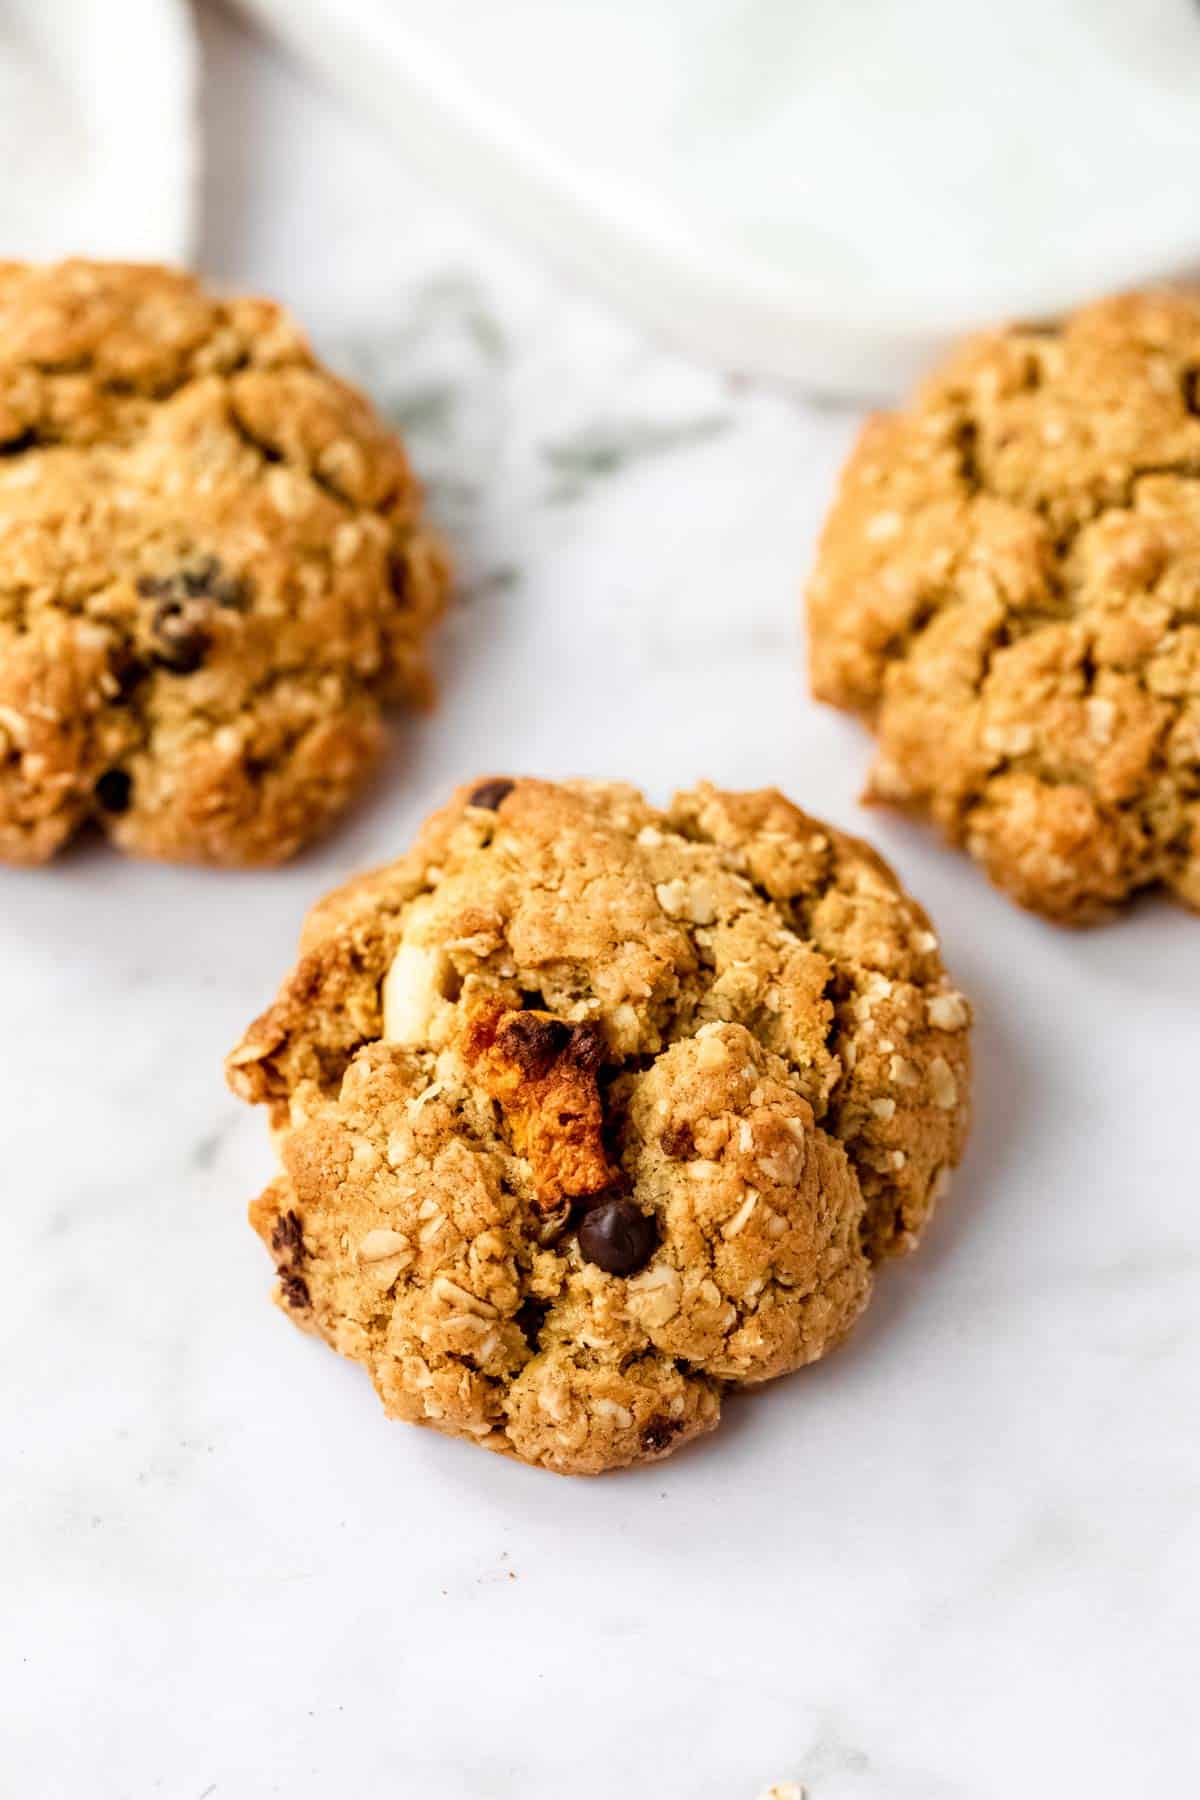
[6,7,1198,1797]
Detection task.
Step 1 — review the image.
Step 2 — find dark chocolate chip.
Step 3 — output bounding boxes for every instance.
[1184,369,1200,418]
[94,768,132,814]
[139,556,250,614]
[0,428,38,457]
[563,1023,605,1076]
[270,1210,305,1263]
[641,1418,684,1454]
[151,598,212,673]
[468,778,515,811]
[571,1182,624,1217]
[108,644,147,698]
[497,1011,572,1078]
[278,1270,310,1310]
[577,1197,657,1276]
[659,1120,695,1161]
[955,419,980,491]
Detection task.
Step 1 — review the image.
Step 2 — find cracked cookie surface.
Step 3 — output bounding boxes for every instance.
[0,260,449,865]
[807,291,1200,922]
[227,778,970,1475]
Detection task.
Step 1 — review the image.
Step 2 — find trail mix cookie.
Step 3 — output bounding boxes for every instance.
[227,778,971,1475]
[808,291,1200,922]
[0,260,449,865]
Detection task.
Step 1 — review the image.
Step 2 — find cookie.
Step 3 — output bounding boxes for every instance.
[227,778,970,1475]
[0,260,450,865]
[807,291,1200,922]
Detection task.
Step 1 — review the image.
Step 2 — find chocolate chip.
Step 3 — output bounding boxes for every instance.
[278,1270,310,1310]
[497,1011,572,1078]
[270,1210,305,1263]
[107,644,146,698]
[659,1120,695,1160]
[139,555,249,610]
[468,778,515,811]
[577,1198,657,1276]
[1184,369,1200,418]
[562,1023,605,1076]
[641,1418,683,1454]
[139,557,247,672]
[493,1011,608,1084]
[93,768,132,814]
[151,597,212,673]
[0,428,38,457]
[955,419,980,491]
[571,1181,625,1216]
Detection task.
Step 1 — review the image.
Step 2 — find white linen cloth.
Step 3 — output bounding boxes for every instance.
[0,0,196,263]
[237,0,1200,394]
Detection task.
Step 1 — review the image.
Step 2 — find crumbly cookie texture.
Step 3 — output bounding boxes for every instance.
[227,778,970,1476]
[0,260,449,865]
[807,290,1200,923]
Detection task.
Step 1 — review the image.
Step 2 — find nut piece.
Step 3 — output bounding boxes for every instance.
[357,1227,414,1289]
[889,1054,921,1088]
[461,998,616,1208]
[382,940,452,1046]
[627,1264,683,1327]
[927,990,970,1032]
[929,1056,959,1109]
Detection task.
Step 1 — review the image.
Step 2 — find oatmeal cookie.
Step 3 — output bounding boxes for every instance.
[0,260,449,865]
[807,291,1200,922]
[227,778,970,1475]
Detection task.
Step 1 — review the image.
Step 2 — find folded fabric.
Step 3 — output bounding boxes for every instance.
[0,0,196,263]
[236,0,1200,395]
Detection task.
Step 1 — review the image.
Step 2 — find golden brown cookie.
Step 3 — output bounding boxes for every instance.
[0,260,449,865]
[807,291,1200,922]
[227,778,971,1475]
